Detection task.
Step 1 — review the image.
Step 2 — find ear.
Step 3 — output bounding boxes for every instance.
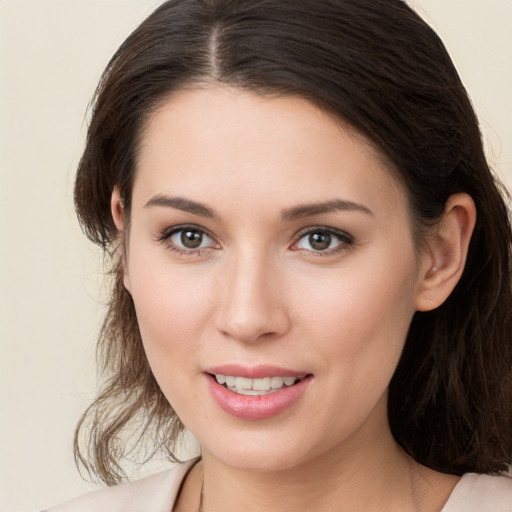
[415,193,476,312]
[110,187,132,293]
[111,186,125,231]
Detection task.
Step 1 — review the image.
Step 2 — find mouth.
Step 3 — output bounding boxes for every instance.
[205,365,312,419]
[211,374,304,396]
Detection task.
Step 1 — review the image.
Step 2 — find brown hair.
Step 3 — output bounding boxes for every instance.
[74,0,512,484]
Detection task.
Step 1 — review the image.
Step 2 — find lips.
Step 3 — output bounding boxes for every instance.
[205,365,312,420]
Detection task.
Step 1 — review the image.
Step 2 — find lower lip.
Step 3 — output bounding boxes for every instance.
[206,375,311,420]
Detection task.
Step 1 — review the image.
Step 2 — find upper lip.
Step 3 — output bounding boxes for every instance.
[205,364,309,379]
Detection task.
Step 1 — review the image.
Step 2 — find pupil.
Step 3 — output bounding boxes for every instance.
[181,230,202,249]
[309,232,331,250]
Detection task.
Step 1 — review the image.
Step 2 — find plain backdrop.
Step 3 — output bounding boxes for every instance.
[0,1,511,511]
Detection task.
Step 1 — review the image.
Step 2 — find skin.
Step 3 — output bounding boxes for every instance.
[112,86,475,511]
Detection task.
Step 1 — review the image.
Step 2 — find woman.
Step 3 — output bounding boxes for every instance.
[44,0,512,510]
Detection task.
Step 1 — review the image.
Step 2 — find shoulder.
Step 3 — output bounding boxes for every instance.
[442,472,512,512]
[40,459,198,512]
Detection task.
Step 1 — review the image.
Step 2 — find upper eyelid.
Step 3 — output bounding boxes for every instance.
[159,224,215,240]
[158,224,220,251]
[290,227,355,256]
[157,224,354,249]
[294,226,354,242]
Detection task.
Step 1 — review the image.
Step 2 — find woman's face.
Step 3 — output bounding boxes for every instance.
[121,86,429,472]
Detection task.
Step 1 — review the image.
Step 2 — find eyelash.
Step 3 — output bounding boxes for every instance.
[157,224,218,256]
[157,225,354,257]
[291,227,354,256]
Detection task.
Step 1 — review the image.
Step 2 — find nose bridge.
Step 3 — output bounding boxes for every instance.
[216,244,288,343]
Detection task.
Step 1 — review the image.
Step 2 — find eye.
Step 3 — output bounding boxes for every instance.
[293,228,353,253]
[171,228,211,249]
[159,225,218,253]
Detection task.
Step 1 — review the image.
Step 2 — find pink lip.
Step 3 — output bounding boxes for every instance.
[205,368,312,420]
[205,364,308,379]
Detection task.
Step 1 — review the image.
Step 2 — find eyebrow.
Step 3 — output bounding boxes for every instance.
[281,199,373,221]
[144,195,372,221]
[144,195,217,219]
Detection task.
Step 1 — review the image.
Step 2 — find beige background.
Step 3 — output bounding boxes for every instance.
[0,1,510,511]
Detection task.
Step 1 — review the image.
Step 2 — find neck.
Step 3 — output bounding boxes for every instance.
[175,397,459,512]
[196,420,457,512]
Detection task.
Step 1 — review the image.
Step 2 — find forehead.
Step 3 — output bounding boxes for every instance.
[133,86,406,218]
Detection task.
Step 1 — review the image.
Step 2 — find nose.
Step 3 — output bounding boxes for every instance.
[215,249,291,344]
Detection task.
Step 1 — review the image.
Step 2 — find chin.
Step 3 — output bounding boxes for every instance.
[215,449,307,473]
[198,425,325,473]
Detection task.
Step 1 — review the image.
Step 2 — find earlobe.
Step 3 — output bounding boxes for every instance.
[415,193,476,312]
[110,187,132,293]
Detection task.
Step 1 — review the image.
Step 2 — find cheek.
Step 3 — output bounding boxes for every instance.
[126,254,216,361]
[285,253,419,443]
[292,247,419,375]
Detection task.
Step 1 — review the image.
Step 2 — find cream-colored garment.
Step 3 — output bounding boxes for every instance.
[440,472,512,512]
[41,459,512,512]
[40,459,197,512]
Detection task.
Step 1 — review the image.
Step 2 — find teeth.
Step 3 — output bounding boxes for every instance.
[227,387,269,396]
[270,376,284,389]
[235,377,253,390]
[214,374,299,395]
[215,374,226,385]
[252,377,271,391]
[283,376,296,386]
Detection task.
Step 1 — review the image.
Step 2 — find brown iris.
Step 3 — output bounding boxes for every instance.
[180,230,203,249]
[309,232,332,250]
